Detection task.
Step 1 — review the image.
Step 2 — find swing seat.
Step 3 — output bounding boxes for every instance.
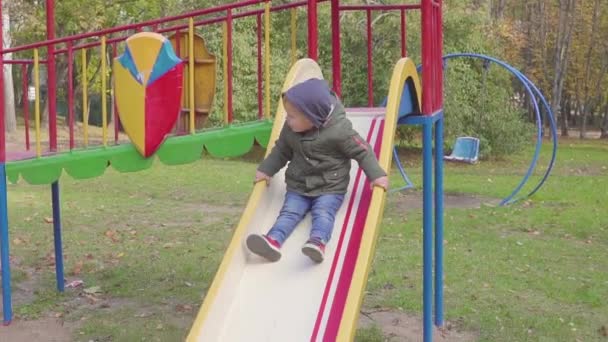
[444,136,480,164]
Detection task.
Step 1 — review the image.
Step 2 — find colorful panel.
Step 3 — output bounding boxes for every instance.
[114,32,184,157]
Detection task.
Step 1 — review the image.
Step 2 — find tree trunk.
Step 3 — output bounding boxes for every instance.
[580,104,588,139]
[2,2,16,132]
[600,104,608,139]
[579,0,601,139]
[491,0,507,20]
[561,95,571,136]
[551,0,576,139]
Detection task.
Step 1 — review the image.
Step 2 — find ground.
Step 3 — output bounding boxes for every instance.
[0,128,606,341]
[1,191,487,342]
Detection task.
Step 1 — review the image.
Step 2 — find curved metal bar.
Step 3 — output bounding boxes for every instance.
[441,53,556,205]
[390,146,415,192]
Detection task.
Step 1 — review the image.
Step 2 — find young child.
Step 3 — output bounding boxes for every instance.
[246,78,388,263]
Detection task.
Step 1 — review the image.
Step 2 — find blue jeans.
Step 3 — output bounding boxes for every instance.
[267,191,345,245]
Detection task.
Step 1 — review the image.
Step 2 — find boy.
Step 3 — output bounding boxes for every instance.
[246,78,388,263]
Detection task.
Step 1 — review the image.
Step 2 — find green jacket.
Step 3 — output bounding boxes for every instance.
[258,103,386,196]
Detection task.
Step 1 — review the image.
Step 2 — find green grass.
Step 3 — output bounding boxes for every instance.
[4,140,607,341]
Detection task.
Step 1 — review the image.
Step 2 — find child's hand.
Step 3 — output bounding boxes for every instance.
[371,176,389,191]
[255,170,271,185]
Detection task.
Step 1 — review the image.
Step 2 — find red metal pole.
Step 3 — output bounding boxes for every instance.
[401,9,407,57]
[112,43,119,143]
[67,42,74,150]
[366,9,373,107]
[47,0,58,151]
[256,14,263,119]
[174,30,181,57]
[307,0,318,60]
[436,1,443,109]
[21,65,30,150]
[0,0,5,162]
[226,9,234,123]
[173,31,183,134]
[331,0,341,97]
[421,0,434,114]
[340,4,420,11]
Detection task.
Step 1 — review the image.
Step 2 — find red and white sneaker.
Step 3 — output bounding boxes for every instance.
[302,239,325,263]
[246,234,281,262]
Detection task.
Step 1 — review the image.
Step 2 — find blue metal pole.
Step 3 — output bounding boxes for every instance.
[422,121,434,342]
[434,116,444,326]
[0,164,12,324]
[391,146,415,192]
[51,181,64,292]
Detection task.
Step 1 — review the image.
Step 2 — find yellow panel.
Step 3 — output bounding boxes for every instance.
[125,32,164,85]
[168,31,217,122]
[113,59,146,155]
[336,57,422,342]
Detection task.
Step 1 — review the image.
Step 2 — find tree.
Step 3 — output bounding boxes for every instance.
[549,0,576,137]
[2,1,16,132]
[578,0,606,138]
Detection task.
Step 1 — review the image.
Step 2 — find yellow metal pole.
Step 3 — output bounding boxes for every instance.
[264,1,271,119]
[291,8,297,65]
[188,18,196,134]
[101,36,107,146]
[81,49,89,146]
[33,49,41,157]
[223,20,229,125]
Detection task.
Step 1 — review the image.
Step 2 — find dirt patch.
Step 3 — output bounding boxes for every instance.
[171,203,242,226]
[359,309,477,342]
[0,317,72,342]
[563,165,607,176]
[391,191,501,210]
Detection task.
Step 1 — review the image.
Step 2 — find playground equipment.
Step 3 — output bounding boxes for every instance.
[391,54,557,206]
[443,136,480,164]
[114,32,184,157]
[168,32,217,132]
[3,1,554,342]
[186,56,429,342]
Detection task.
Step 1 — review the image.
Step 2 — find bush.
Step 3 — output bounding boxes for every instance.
[443,59,534,159]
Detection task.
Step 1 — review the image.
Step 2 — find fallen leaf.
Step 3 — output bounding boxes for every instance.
[71,261,84,276]
[599,325,607,337]
[163,243,174,249]
[104,230,120,243]
[83,293,101,304]
[13,237,25,245]
[44,217,54,224]
[175,304,193,313]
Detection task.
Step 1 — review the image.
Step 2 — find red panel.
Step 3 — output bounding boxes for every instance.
[144,63,184,157]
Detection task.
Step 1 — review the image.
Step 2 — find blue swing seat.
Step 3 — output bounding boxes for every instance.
[444,136,480,164]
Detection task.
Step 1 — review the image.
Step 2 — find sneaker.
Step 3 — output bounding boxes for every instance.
[246,234,281,262]
[302,239,325,263]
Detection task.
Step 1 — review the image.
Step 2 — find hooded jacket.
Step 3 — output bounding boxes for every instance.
[258,84,386,196]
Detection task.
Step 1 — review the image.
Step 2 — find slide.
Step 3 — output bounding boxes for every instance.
[187,58,421,342]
